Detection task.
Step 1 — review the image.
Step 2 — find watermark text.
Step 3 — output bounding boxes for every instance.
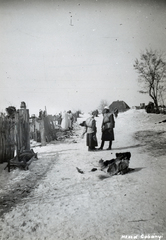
[121,234,163,240]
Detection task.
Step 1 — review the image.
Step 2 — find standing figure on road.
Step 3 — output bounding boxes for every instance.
[98,106,115,150]
[61,111,69,130]
[80,113,98,151]
[68,110,73,130]
[58,112,62,125]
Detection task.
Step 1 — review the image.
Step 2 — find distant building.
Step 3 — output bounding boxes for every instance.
[109,100,130,113]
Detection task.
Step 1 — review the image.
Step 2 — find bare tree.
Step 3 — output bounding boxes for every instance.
[134,49,166,111]
[98,99,109,112]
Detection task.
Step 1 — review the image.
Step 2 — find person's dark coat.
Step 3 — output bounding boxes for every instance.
[101,113,115,141]
[81,117,98,148]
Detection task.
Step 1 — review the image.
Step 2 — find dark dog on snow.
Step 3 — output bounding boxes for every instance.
[99,152,131,168]
[107,158,130,175]
[99,152,132,176]
[18,149,38,163]
[116,152,131,160]
[4,149,38,172]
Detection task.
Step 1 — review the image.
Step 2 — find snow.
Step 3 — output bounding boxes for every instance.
[0,109,166,240]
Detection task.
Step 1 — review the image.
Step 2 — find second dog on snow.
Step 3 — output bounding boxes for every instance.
[99,152,134,176]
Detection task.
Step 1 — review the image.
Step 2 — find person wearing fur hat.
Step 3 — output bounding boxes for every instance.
[80,113,98,151]
[98,106,115,150]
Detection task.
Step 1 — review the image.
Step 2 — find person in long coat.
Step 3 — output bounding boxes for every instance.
[80,114,98,151]
[61,111,69,130]
[98,106,115,150]
[67,110,73,130]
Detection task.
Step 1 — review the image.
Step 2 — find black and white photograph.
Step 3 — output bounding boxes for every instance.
[0,0,166,239]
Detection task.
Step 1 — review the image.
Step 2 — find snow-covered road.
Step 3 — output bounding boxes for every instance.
[0,110,166,240]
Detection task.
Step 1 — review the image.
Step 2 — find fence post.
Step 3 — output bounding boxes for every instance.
[39,118,46,146]
[0,116,15,163]
[15,108,30,153]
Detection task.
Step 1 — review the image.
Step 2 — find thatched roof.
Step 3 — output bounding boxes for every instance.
[109,100,130,112]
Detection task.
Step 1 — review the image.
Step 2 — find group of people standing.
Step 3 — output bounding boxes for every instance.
[80,106,118,151]
[61,110,74,130]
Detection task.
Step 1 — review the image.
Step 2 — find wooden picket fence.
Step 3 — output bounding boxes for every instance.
[0,105,73,164]
[0,116,15,163]
[0,108,30,163]
[30,114,58,146]
[15,109,30,154]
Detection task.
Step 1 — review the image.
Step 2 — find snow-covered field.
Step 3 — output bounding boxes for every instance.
[0,109,166,240]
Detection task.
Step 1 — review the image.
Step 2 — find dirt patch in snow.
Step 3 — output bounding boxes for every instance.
[0,155,57,217]
[0,129,77,217]
[134,130,166,157]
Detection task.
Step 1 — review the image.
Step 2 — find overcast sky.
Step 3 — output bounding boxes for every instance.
[0,0,166,115]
